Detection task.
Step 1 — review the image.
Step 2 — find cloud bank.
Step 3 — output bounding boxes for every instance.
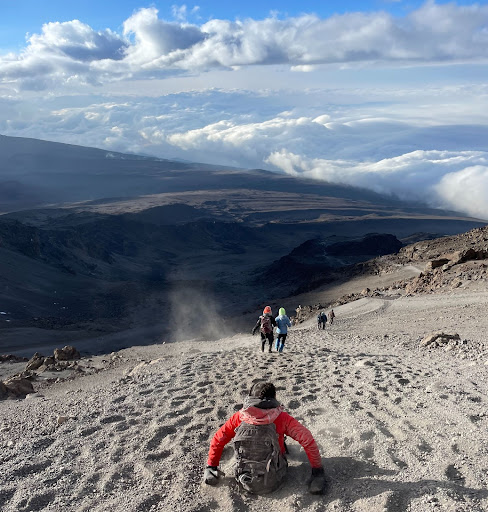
[2,87,487,219]
[2,2,488,89]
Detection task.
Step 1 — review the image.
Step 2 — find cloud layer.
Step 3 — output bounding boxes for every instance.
[2,86,487,219]
[2,2,488,89]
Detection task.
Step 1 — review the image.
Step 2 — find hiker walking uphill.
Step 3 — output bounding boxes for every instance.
[252,306,277,352]
[275,307,292,353]
[329,309,335,325]
[320,311,327,330]
[317,311,327,329]
[204,382,327,495]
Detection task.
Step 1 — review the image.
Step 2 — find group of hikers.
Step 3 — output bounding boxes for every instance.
[203,305,332,496]
[251,306,292,353]
[317,309,335,329]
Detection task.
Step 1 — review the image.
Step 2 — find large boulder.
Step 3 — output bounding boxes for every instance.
[420,331,461,347]
[25,352,45,371]
[54,346,81,362]
[425,259,450,271]
[3,376,34,397]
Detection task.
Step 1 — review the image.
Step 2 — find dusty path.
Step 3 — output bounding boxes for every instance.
[1,291,488,511]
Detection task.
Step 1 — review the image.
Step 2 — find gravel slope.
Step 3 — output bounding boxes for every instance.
[1,288,488,511]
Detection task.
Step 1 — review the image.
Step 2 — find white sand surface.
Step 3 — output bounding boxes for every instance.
[2,288,488,511]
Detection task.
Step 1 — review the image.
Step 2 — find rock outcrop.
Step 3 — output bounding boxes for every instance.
[25,353,45,371]
[420,332,461,348]
[24,346,81,375]
[2,375,34,398]
[54,345,81,361]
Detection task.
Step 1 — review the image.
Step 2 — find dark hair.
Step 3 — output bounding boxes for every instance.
[249,382,276,399]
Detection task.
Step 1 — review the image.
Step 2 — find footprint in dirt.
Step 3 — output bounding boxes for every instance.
[32,437,55,450]
[360,431,375,441]
[360,444,374,459]
[417,440,433,455]
[174,415,192,427]
[145,450,171,462]
[100,415,126,425]
[387,448,408,469]
[349,401,363,411]
[146,425,177,450]
[445,464,465,484]
[20,491,56,512]
[136,494,163,512]
[0,489,15,508]
[102,464,135,493]
[384,490,410,512]
[10,460,51,478]
[288,399,301,410]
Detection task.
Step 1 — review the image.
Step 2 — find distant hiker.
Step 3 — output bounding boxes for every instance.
[274,307,292,353]
[329,309,335,325]
[252,306,277,352]
[204,381,327,495]
[320,311,327,330]
[317,313,322,329]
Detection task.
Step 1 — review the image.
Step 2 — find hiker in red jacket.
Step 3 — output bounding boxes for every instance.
[252,306,277,352]
[204,381,327,494]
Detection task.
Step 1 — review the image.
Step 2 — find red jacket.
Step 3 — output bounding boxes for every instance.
[207,402,322,468]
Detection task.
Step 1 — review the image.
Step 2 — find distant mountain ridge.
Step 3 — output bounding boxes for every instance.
[0,134,486,353]
[0,133,433,212]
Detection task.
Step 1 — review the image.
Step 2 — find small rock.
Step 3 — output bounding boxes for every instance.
[57,416,70,425]
[25,392,44,400]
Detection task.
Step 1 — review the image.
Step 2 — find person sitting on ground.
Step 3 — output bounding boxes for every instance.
[204,382,327,495]
[275,307,292,353]
[252,306,277,352]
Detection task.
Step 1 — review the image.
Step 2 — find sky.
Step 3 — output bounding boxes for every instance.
[1,1,488,219]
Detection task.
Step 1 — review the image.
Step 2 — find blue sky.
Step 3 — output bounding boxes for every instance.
[1,1,488,219]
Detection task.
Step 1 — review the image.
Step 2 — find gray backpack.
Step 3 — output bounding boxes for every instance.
[233,422,287,494]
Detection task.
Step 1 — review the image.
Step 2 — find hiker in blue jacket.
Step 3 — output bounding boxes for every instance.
[275,307,292,353]
[319,311,327,330]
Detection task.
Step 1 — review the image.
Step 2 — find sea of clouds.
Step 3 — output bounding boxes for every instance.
[1,3,488,219]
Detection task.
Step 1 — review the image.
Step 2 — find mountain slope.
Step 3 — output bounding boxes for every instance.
[0,135,486,353]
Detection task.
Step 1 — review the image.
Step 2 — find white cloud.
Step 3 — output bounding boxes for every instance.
[435,166,488,219]
[2,85,488,219]
[122,7,204,65]
[1,3,488,89]
[266,147,488,195]
[291,65,316,72]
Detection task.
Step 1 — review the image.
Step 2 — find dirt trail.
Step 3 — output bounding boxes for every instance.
[1,291,488,511]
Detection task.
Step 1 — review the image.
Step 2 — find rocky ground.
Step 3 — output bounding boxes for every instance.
[293,226,488,324]
[1,226,488,512]
[1,286,488,511]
